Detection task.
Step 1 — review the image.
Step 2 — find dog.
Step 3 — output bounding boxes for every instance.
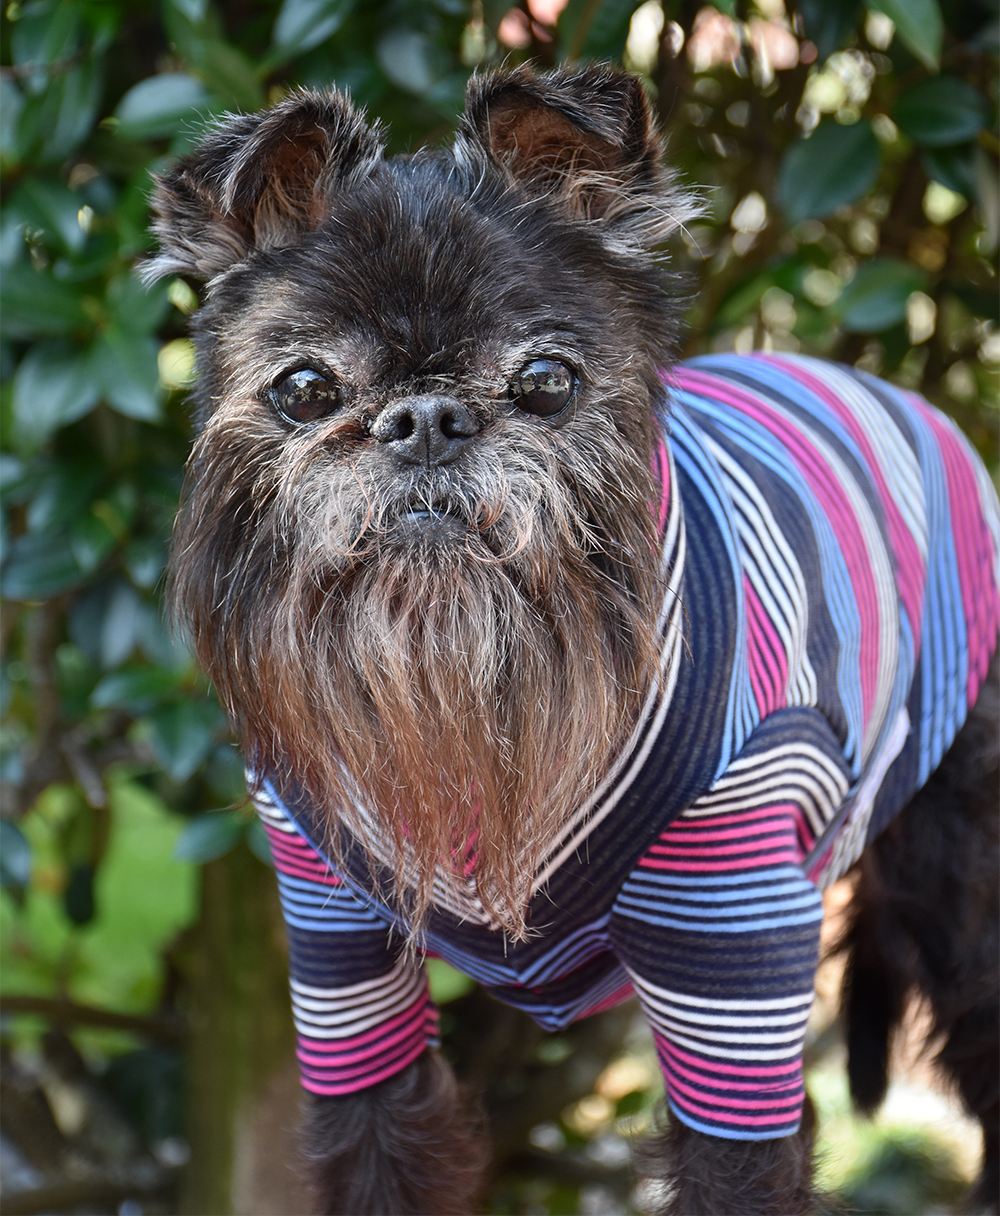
[147,66,1000,1215]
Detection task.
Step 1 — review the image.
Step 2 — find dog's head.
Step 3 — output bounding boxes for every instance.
[149,66,696,933]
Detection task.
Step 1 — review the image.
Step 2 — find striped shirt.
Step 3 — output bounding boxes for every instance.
[254,353,1000,1140]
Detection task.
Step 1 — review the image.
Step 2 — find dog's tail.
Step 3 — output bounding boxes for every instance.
[836,871,912,1116]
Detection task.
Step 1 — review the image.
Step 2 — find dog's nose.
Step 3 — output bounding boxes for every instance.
[371,395,479,466]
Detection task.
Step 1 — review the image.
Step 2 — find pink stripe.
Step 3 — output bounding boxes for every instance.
[297,1007,437,1079]
[659,1035,803,1079]
[759,355,926,653]
[648,838,795,858]
[654,816,799,845]
[579,982,634,1019]
[654,438,671,533]
[916,400,1000,699]
[666,1071,804,1112]
[296,996,429,1060]
[301,1037,427,1096]
[640,848,800,872]
[743,577,788,716]
[650,804,815,858]
[671,1094,801,1128]
[676,366,881,727]
[665,805,803,829]
[662,1046,805,1093]
[266,828,341,884]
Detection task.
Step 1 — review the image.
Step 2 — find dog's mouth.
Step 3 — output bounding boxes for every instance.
[395,501,470,534]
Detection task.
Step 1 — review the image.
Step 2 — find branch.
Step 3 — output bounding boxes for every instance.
[0,52,87,83]
[1,1175,172,1216]
[0,996,184,1045]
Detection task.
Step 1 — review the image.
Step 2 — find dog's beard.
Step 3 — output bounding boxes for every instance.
[171,410,663,937]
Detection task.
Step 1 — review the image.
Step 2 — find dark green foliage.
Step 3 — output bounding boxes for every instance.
[1,0,996,1210]
[840,1130,968,1215]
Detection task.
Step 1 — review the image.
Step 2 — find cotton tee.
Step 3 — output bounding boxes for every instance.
[253,352,1000,1141]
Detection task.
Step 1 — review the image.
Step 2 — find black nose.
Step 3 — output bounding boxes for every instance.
[371,395,479,466]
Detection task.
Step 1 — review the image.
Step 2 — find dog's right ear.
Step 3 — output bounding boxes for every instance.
[144,89,384,282]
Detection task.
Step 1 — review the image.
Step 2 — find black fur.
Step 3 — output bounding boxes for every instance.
[839,651,1000,1212]
[635,1095,820,1216]
[300,1050,488,1215]
[147,66,1000,1215]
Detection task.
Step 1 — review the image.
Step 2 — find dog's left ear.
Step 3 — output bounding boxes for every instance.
[144,88,384,282]
[457,65,697,249]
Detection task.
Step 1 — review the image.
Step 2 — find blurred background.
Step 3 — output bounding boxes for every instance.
[0,0,996,1212]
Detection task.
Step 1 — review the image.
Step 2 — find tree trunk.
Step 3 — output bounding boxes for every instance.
[179,845,311,1216]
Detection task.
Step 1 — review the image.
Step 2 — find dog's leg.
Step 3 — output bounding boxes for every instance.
[841,654,999,1212]
[300,1049,488,1215]
[635,1095,817,1215]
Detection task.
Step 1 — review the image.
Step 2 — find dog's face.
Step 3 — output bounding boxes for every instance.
[149,67,698,932]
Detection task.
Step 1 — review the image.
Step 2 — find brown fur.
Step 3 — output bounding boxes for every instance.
[171,395,663,933]
[156,66,696,936]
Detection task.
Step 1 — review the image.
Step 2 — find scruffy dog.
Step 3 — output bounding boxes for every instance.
[148,67,999,1215]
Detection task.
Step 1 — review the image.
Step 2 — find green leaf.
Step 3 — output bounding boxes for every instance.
[0,79,25,159]
[192,40,264,112]
[425,958,475,1004]
[114,73,215,141]
[91,668,182,713]
[558,0,641,61]
[0,821,32,890]
[922,145,977,199]
[70,512,116,573]
[64,862,96,925]
[615,1089,645,1117]
[90,329,163,422]
[148,699,222,782]
[1,530,83,599]
[835,258,926,332]
[69,577,145,668]
[38,58,103,163]
[245,818,274,866]
[798,0,863,60]
[107,273,171,337]
[173,812,246,863]
[169,0,209,21]
[25,461,102,533]
[12,342,100,451]
[203,744,247,803]
[866,0,942,71]
[10,177,88,254]
[11,1,80,84]
[0,454,42,508]
[714,272,773,330]
[950,285,1000,325]
[0,262,87,339]
[376,29,439,94]
[124,536,167,589]
[273,0,356,57]
[893,76,991,148]
[778,120,881,226]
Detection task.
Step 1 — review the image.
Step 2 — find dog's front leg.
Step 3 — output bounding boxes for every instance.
[301,1048,487,1215]
[635,1099,816,1216]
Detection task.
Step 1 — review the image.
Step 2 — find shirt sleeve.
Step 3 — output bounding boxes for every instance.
[610,707,852,1140]
[254,784,439,1096]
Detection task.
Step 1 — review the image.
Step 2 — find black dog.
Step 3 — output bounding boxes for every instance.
[148,66,1000,1214]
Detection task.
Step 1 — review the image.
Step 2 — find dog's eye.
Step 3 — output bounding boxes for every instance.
[510,359,575,418]
[268,369,341,425]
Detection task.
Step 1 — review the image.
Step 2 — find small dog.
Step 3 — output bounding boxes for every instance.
[148,67,1000,1215]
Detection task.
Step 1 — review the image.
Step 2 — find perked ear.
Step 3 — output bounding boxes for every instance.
[144,89,384,282]
[457,65,699,249]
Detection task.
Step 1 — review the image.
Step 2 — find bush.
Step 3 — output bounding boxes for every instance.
[1,1,996,1212]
